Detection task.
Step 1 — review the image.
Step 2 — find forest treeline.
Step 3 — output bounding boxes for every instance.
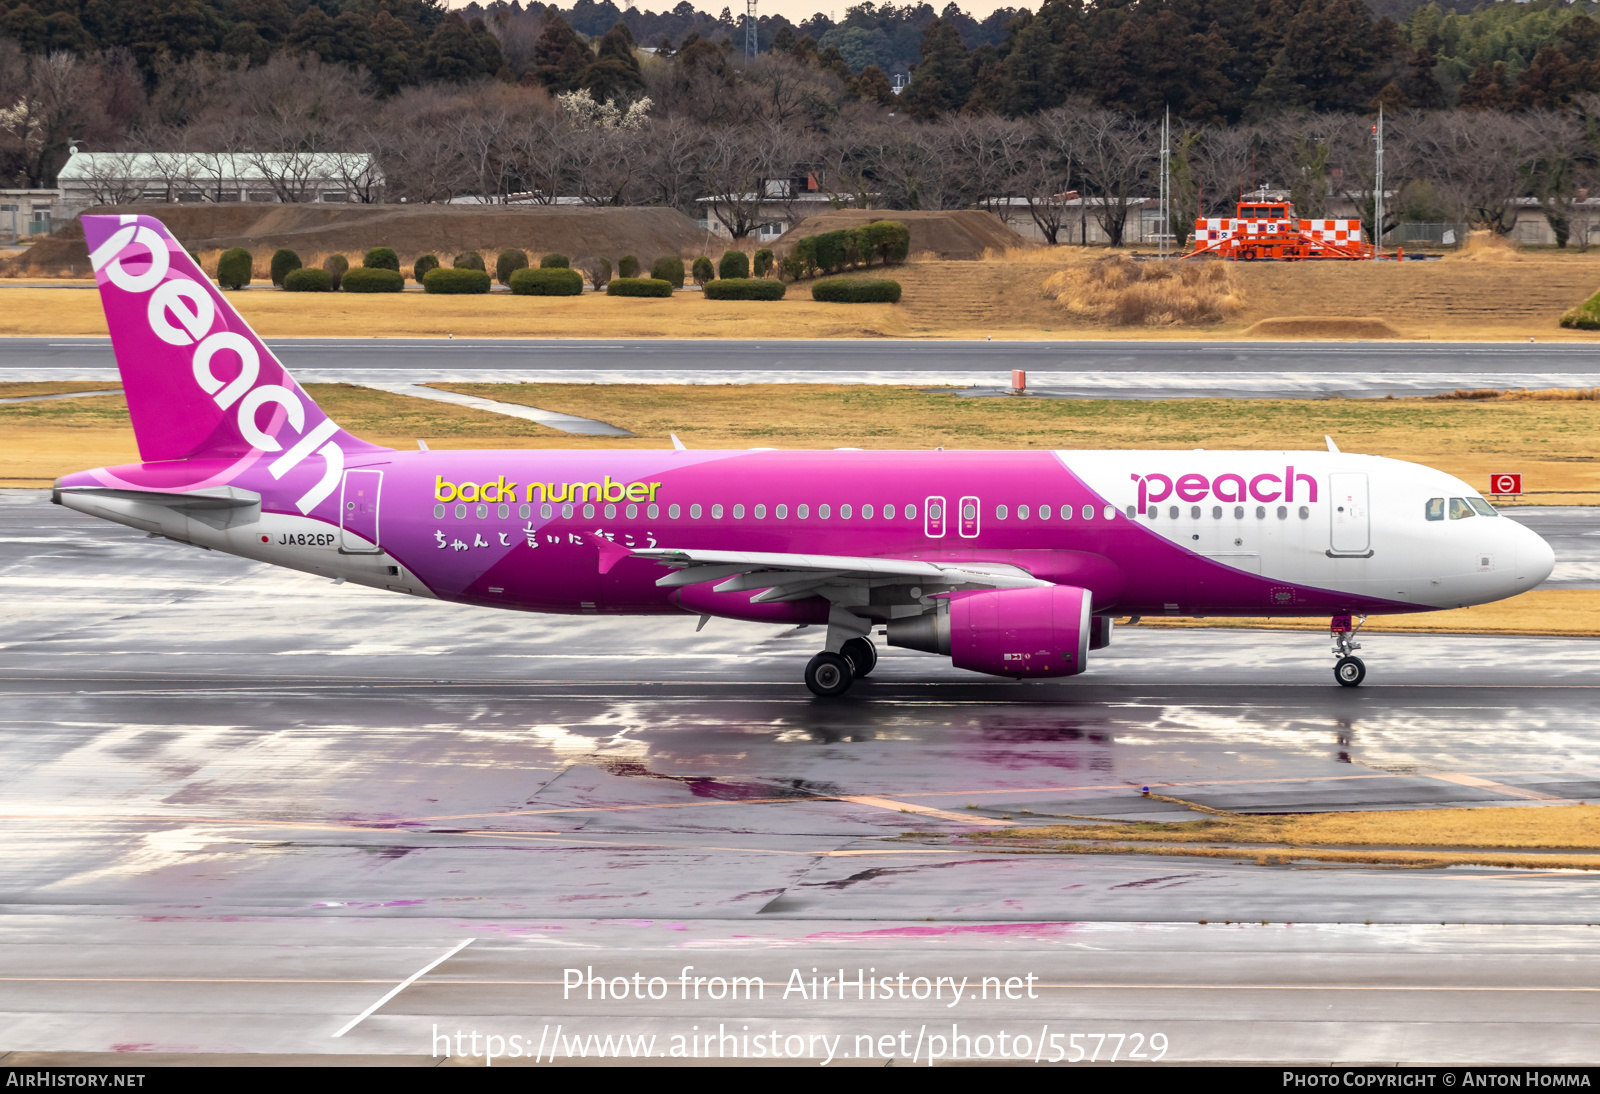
[8,0,1600,116]
[6,0,1600,250]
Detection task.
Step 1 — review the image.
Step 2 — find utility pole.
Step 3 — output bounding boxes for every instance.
[746,0,758,62]
[1372,103,1384,257]
[1159,106,1170,258]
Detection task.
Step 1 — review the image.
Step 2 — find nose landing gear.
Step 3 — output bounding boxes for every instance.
[1331,614,1367,687]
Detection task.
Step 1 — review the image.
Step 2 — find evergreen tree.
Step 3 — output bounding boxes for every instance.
[1458,60,1510,110]
[582,21,646,99]
[857,64,895,105]
[423,12,503,83]
[904,15,972,117]
[531,14,591,92]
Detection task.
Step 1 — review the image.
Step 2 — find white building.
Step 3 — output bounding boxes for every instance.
[54,150,383,215]
[0,189,65,242]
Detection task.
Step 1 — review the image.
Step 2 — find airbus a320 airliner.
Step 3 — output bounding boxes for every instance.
[54,214,1555,695]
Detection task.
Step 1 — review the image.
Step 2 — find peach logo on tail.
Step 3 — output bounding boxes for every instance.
[88,218,342,514]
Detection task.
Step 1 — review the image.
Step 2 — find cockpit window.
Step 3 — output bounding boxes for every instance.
[1468,497,1498,517]
[1425,498,1444,521]
[1448,497,1476,519]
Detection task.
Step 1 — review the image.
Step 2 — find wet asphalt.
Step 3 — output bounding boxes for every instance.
[3,489,1600,1061]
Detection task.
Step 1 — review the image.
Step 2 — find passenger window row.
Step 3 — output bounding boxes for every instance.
[992,504,1077,520]
[431,502,926,521]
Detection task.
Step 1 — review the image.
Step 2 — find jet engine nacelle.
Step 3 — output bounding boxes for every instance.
[887,585,1092,679]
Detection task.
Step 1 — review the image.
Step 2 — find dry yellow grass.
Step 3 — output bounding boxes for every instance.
[1134,589,1600,638]
[1043,255,1244,325]
[10,380,1599,496]
[976,798,1600,871]
[0,284,909,340]
[12,241,1600,340]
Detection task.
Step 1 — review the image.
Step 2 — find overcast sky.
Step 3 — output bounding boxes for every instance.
[454,1,1034,24]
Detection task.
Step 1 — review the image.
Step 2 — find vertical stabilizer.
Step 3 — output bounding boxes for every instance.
[82,214,385,513]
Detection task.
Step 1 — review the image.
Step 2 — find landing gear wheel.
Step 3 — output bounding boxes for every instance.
[840,637,877,678]
[805,652,855,697]
[1334,656,1366,687]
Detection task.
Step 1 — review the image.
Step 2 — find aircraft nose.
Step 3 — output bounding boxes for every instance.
[1516,521,1555,587]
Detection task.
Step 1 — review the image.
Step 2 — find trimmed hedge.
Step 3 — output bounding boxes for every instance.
[1561,289,1600,329]
[216,247,252,290]
[496,249,529,285]
[753,248,774,278]
[691,256,714,285]
[618,254,639,278]
[453,251,486,271]
[363,247,400,272]
[342,267,405,293]
[509,267,583,296]
[650,255,684,287]
[703,278,786,301]
[423,267,492,294]
[540,253,570,268]
[811,278,901,303]
[606,277,674,298]
[283,267,332,292]
[782,220,911,282]
[270,248,301,287]
[704,278,784,299]
[720,250,750,280]
[413,254,440,284]
[322,253,349,290]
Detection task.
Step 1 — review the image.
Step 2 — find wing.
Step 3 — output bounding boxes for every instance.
[632,546,1050,604]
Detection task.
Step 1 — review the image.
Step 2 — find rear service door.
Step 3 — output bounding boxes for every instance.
[340,469,383,553]
[958,495,980,538]
[1329,472,1370,555]
[924,495,947,538]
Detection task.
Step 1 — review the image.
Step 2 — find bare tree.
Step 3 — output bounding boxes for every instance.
[1012,136,1074,244]
[374,86,475,203]
[742,52,846,128]
[700,122,796,238]
[813,123,886,211]
[68,149,147,205]
[946,114,1029,222]
[0,50,94,187]
[1189,121,1259,217]
[637,114,706,212]
[1521,109,1587,248]
[1391,110,1512,237]
[507,108,576,203]
[1069,107,1153,247]
[230,54,367,202]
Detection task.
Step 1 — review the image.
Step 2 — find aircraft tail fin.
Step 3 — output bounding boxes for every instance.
[82,214,383,478]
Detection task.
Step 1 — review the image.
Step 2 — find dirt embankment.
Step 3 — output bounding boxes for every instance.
[775,209,1033,260]
[2,204,716,278]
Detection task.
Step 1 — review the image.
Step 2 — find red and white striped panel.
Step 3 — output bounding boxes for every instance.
[1301,219,1362,243]
[1194,218,1235,242]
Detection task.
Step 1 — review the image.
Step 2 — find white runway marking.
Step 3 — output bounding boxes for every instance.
[348,382,634,436]
[331,937,475,1039]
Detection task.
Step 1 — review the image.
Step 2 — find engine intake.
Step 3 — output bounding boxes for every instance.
[888,585,1092,679]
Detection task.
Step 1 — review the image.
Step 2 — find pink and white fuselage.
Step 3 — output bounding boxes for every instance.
[54,214,1555,695]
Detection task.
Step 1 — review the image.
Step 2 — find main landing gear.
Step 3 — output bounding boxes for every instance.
[1331,614,1367,687]
[804,637,877,698]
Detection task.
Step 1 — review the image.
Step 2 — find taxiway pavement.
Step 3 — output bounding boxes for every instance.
[3,490,1600,1061]
[5,337,1600,400]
